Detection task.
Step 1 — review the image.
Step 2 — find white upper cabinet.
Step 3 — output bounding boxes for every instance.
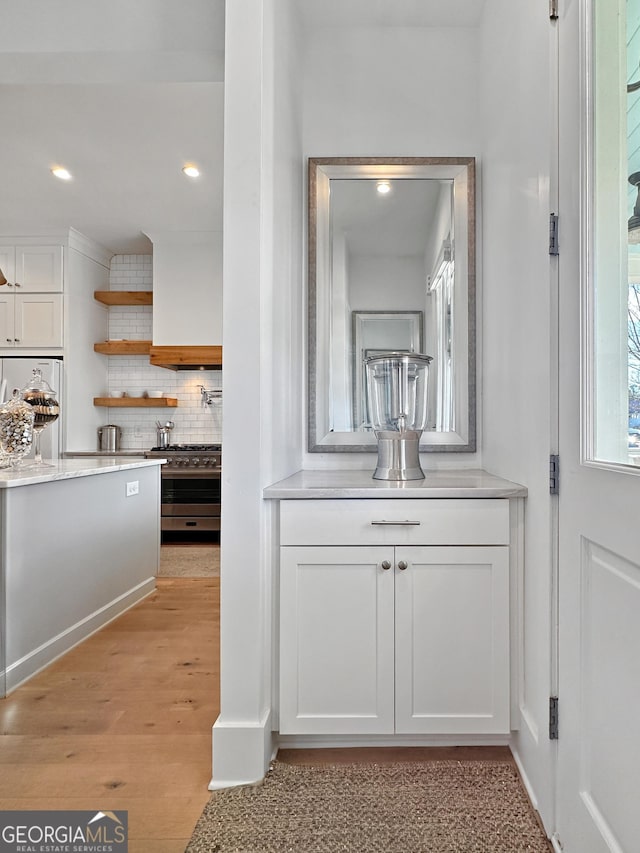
[1,246,63,292]
[0,248,15,287]
[14,293,64,348]
[0,245,64,348]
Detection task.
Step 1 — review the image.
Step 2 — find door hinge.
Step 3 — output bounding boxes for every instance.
[549,213,559,255]
[549,0,559,20]
[549,696,559,739]
[549,454,560,494]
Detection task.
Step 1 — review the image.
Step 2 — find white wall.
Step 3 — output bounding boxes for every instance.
[212,0,304,787]
[479,0,556,831]
[301,23,483,469]
[58,230,110,451]
[349,255,424,311]
[303,26,482,157]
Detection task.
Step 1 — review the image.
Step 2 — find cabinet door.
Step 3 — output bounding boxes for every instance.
[0,294,15,346]
[279,545,395,735]
[394,545,510,735]
[14,294,63,347]
[14,246,63,292]
[0,248,16,287]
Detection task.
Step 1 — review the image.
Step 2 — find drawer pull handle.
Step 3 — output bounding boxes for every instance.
[371,520,421,526]
[397,560,408,571]
[381,560,392,571]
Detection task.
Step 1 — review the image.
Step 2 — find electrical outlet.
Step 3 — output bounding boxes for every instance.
[126,480,139,497]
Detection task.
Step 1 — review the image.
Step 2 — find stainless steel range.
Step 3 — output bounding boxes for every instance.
[144,444,221,534]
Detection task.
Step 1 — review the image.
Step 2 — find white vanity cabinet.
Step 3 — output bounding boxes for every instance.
[278,497,512,737]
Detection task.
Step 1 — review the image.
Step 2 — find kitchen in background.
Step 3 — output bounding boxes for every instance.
[103,254,222,450]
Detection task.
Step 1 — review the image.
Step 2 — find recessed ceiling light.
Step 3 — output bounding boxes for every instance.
[51,167,72,181]
[182,165,200,178]
[376,180,391,195]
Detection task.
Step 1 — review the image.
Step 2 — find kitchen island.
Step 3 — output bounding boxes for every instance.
[0,457,164,696]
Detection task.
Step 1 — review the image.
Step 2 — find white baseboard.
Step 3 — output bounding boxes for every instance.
[1,577,155,695]
[511,744,540,813]
[277,733,511,750]
[210,709,274,790]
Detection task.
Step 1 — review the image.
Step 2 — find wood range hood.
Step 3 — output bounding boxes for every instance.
[149,345,223,371]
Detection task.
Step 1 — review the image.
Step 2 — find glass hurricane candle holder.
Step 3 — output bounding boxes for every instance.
[0,390,35,468]
[20,368,60,467]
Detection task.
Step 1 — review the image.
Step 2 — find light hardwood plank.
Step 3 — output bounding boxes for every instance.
[0,577,218,848]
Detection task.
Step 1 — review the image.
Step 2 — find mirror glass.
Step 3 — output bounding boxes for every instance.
[308,157,476,452]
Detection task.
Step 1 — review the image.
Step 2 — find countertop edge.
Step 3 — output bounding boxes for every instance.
[264,486,528,499]
[263,469,528,499]
[0,458,166,488]
[63,451,147,458]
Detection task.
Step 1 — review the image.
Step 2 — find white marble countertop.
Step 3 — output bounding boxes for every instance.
[263,468,528,499]
[0,456,166,488]
[63,450,147,458]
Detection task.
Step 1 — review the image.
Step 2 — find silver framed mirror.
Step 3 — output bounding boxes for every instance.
[308,156,476,452]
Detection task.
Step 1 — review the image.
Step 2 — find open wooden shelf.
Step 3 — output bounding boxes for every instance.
[94,340,152,355]
[149,344,222,369]
[93,396,178,408]
[94,290,153,306]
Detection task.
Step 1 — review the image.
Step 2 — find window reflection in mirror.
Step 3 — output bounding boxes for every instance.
[308,157,476,452]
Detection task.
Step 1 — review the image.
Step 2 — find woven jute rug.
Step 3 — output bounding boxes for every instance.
[157,544,220,577]
[186,760,550,853]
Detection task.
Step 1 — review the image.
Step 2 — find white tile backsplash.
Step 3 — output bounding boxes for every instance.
[101,254,222,450]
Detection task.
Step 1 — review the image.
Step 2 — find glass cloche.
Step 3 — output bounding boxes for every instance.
[0,389,35,467]
[20,368,60,467]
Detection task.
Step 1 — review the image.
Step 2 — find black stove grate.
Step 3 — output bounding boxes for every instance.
[149,444,221,453]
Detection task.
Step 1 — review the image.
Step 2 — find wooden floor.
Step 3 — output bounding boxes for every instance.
[0,574,550,853]
[0,577,219,853]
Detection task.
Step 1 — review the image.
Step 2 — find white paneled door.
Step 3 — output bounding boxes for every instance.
[556,0,640,850]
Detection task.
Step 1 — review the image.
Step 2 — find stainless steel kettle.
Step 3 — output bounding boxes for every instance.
[97,424,122,452]
[155,420,174,449]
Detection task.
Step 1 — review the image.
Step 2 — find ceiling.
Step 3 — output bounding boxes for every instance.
[332,179,445,256]
[0,83,223,254]
[0,0,484,257]
[0,0,225,256]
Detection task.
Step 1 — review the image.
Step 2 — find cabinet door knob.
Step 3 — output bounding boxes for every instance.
[7,282,13,287]
[14,338,19,342]
[381,560,392,571]
[397,560,408,571]
[14,282,21,287]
